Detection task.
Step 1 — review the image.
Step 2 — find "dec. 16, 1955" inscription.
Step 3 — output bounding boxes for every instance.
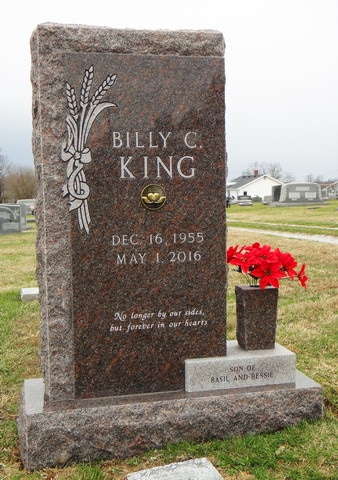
[111,231,204,265]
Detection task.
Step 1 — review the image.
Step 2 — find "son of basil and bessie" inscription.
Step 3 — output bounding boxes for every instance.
[211,363,274,384]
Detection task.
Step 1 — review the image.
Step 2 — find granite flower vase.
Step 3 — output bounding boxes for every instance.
[235,285,279,350]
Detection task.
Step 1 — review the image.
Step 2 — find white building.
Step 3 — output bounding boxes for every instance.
[227,173,284,201]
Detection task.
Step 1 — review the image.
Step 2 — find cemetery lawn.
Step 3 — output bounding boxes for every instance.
[0,207,337,479]
[227,199,338,236]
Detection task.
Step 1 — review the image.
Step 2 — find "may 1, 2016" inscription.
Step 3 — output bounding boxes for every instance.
[111,231,204,265]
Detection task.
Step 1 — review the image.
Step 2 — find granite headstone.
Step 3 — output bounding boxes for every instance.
[17,24,323,471]
[30,23,226,402]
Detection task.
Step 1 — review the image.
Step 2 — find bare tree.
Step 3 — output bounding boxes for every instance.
[314,175,324,183]
[267,162,283,179]
[281,171,296,183]
[242,161,284,179]
[0,150,11,202]
[305,173,314,183]
[242,161,262,175]
[326,177,338,183]
[4,165,37,202]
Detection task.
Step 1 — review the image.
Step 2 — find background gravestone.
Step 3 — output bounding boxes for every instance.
[272,182,323,205]
[0,204,22,233]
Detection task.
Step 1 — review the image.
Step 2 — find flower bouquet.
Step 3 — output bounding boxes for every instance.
[227,242,308,350]
[227,242,308,289]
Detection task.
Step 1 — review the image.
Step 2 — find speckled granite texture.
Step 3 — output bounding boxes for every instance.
[18,372,322,470]
[30,23,226,402]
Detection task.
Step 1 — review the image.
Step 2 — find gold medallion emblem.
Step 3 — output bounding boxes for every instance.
[141,184,166,210]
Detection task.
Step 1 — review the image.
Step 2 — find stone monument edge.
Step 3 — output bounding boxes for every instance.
[31,22,225,57]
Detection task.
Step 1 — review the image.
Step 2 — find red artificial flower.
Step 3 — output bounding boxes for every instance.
[228,247,257,274]
[275,248,298,279]
[226,243,309,290]
[226,244,240,263]
[248,242,271,260]
[250,260,287,289]
[297,263,308,288]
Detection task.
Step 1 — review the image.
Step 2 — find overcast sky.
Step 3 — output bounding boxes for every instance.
[0,0,337,181]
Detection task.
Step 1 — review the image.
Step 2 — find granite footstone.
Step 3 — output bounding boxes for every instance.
[21,288,39,302]
[126,458,224,479]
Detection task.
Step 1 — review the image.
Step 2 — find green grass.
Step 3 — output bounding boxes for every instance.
[227,200,338,236]
[0,207,337,479]
[229,222,338,236]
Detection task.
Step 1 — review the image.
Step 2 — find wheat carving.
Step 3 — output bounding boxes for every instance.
[61,65,117,234]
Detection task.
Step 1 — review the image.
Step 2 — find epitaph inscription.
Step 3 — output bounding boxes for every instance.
[62,53,226,398]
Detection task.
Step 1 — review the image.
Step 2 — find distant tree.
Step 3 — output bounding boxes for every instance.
[267,162,283,180]
[4,165,37,202]
[242,161,262,176]
[281,171,296,183]
[305,174,314,183]
[313,175,324,183]
[242,161,283,179]
[0,150,11,203]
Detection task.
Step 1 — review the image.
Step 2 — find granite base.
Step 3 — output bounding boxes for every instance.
[18,372,322,471]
